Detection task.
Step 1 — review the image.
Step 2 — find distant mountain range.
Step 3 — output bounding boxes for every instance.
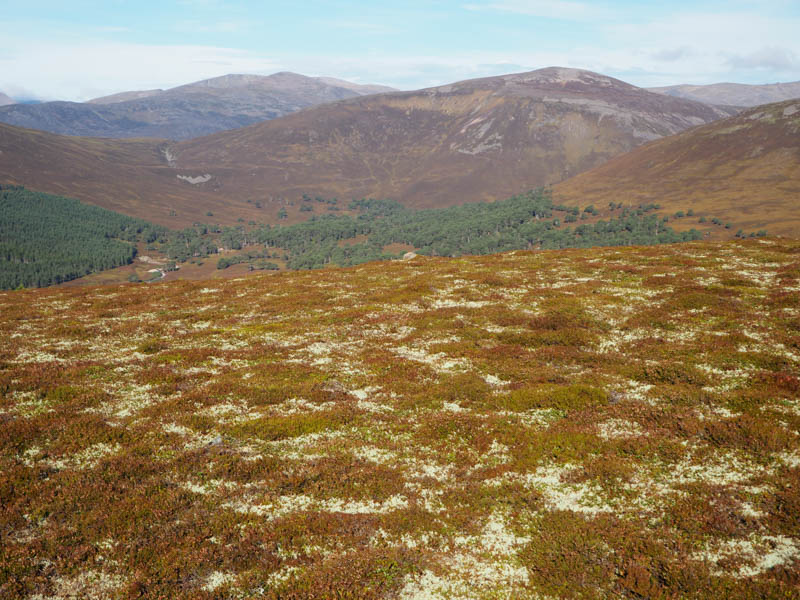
[0,72,396,140]
[0,67,735,228]
[87,89,163,104]
[554,99,800,237]
[170,67,735,213]
[3,74,800,141]
[649,81,800,107]
[3,66,795,240]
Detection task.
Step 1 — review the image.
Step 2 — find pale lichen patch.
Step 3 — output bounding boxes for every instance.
[398,569,472,600]
[400,513,530,599]
[29,570,127,600]
[44,442,121,471]
[597,418,646,440]
[225,494,409,519]
[202,570,236,592]
[487,465,613,514]
[483,373,508,387]
[393,345,471,373]
[694,535,800,578]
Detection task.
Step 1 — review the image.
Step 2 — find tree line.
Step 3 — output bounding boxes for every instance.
[1,185,705,289]
[231,189,702,270]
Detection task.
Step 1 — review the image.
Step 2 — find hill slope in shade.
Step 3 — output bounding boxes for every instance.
[0,91,14,106]
[553,99,800,237]
[650,81,800,107]
[172,67,734,211]
[2,238,800,598]
[0,72,396,140]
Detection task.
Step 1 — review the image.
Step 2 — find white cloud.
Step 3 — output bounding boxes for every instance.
[725,46,799,71]
[2,5,799,101]
[314,19,399,35]
[178,0,226,6]
[464,0,614,20]
[604,11,800,55]
[94,26,131,33]
[650,46,695,62]
[0,39,281,101]
[0,83,42,102]
[458,4,800,85]
[174,20,251,33]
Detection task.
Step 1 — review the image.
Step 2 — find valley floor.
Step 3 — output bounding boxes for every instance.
[1,238,799,598]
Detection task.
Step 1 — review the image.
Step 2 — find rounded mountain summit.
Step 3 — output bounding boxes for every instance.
[171,66,735,212]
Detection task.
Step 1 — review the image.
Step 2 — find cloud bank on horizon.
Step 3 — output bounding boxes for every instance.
[1,0,798,101]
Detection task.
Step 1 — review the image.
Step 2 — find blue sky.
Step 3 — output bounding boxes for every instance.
[2,0,799,101]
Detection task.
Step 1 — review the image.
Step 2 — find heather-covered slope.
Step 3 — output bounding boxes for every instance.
[0,68,736,228]
[172,67,734,212]
[2,238,799,598]
[0,123,266,228]
[554,99,800,237]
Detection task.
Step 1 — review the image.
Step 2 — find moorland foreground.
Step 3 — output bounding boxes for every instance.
[2,237,799,598]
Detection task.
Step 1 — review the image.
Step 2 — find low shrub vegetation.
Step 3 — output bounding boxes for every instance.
[1,237,799,598]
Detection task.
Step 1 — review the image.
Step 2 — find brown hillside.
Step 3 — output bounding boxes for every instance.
[172,67,732,211]
[554,99,800,237]
[1,68,732,227]
[0,123,264,227]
